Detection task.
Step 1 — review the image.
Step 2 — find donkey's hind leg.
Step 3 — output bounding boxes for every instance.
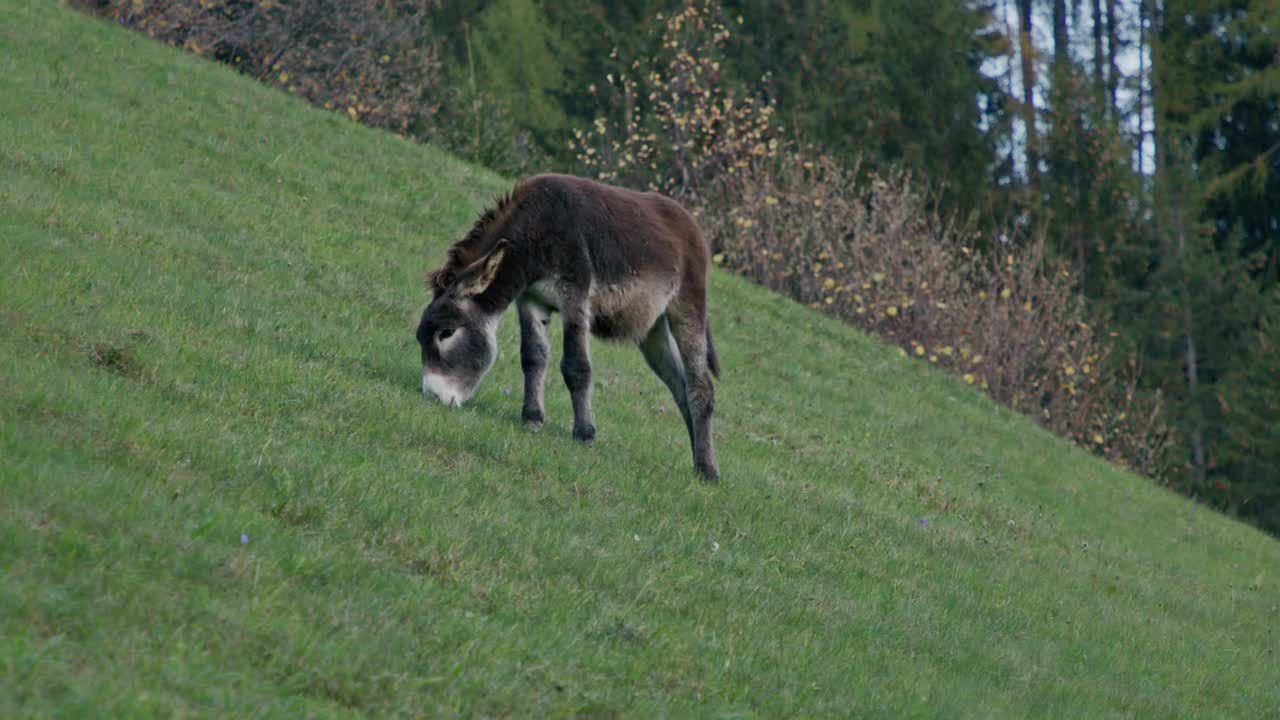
[640,315,694,449]
[667,308,719,481]
[517,298,551,430]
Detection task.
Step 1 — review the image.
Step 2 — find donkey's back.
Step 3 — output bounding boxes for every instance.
[524,174,711,344]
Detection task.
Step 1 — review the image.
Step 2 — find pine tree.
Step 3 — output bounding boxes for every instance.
[1148,0,1280,530]
[873,0,1002,213]
[472,0,575,139]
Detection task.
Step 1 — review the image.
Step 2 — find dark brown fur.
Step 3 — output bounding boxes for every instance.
[418,174,721,479]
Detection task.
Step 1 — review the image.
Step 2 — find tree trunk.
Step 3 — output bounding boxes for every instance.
[1137,0,1147,178]
[1018,0,1038,181]
[1053,0,1068,67]
[1004,0,1018,178]
[1178,219,1208,488]
[1150,0,1161,176]
[1106,0,1119,117]
[1091,0,1105,112]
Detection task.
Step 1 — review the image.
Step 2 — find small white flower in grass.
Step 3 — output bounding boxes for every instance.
[633,534,640,542]
[711,541,720,554]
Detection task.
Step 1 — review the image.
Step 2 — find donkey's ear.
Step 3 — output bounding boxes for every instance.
[458,239,508,297]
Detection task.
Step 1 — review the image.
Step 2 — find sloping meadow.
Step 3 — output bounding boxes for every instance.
[1,3,1277,717]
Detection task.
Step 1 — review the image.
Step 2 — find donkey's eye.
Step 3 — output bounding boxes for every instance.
[438,329,455,341]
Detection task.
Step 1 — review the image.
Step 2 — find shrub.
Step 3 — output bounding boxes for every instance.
[570,1,779,200]
[701,154,1171,475]
[81,0,445,137]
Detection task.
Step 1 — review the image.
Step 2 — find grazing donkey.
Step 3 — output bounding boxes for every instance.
[416,174,721,480]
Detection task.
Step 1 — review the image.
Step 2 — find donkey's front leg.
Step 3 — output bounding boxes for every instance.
[560,309,596,444]
[517,299,550,431]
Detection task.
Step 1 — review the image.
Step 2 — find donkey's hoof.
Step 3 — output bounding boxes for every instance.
[573,425,597,445]
[522,409,544,432]
[696,463,720,483]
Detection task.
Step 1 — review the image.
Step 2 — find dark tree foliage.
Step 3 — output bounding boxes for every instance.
[1156,2,1279,285]
[1151,0,1280,526]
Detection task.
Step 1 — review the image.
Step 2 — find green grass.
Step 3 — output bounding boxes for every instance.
[2,4,1278,717]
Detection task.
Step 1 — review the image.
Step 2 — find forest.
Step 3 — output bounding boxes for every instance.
[80,0,1279,536]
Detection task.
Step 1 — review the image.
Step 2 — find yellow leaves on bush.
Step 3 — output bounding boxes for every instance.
[574,5,1171,480]
[572,3,777,196]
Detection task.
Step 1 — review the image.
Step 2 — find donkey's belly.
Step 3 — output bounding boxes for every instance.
[589,278,675,341]
[525,279,563,311]
[525,277,674,341]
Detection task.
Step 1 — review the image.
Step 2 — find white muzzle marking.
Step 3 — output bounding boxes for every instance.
[423,370,467,407]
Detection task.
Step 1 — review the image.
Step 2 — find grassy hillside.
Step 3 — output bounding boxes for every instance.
[2,3,1277,717]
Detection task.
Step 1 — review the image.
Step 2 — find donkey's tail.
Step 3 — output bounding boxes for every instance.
[706,325,722,380]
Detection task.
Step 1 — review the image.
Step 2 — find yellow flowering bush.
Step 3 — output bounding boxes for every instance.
[570,1,778,200]
[700,152,1171,475]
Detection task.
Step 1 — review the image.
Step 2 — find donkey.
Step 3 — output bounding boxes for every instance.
[416,174,721,480]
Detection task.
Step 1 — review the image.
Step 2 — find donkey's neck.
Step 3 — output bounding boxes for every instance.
[469,185,554,316]
[473,235,538,316]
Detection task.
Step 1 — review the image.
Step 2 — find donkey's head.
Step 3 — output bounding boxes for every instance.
[416,240,507,407]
